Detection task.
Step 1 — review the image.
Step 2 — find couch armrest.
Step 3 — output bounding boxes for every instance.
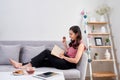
[77,52,88,80]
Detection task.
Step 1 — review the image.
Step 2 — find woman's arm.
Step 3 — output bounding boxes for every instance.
[63,41,68,52]
[63,43,85,64]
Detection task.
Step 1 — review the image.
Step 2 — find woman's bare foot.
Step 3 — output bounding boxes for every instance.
[20,63,32,69]
[9,59,22,69]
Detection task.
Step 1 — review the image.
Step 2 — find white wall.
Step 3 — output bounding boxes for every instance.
[0,0,105,41]
[2,0,116,76]
[107,0,120,73]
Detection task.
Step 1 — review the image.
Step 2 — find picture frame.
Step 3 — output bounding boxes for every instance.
[94,37,103,46]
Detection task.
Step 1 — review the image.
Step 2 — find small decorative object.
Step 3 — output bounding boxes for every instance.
[94,37,103,46]
[90,17,96,22]
[96,4,111,22]
[80,10,85,15]
[88,35,92,45]
[94,53,99,60]
[101,26,106,33]
[105,38,110,46]
[91,25,95,33]
[84,30,86,34]
[80,10,88,19]
[104,49,111,59]
[84,15,87,19]
[80,9,88,28]
[88,59,92,63]
[100,15,105,22]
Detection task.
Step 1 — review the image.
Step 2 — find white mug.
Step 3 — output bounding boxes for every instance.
[101,26,106,33]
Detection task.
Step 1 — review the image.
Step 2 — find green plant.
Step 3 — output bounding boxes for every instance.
[95,53,98,56]
[96,4,111,15]
[91,25,95,33]
[106,38,110,42]
[92,25,95,30]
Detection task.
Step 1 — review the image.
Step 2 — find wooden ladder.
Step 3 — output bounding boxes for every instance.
[84,16,119,80]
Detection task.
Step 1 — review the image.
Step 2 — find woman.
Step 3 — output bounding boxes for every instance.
[10,25,86,69]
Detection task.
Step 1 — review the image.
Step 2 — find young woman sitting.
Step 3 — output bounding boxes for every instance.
[9,25,86,70]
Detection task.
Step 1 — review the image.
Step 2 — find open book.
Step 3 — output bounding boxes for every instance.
[51,45,65,58]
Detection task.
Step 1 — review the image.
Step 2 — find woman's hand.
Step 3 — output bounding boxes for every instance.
[62,36,66,44]
[62,36,68,52]
[59,53,65,59]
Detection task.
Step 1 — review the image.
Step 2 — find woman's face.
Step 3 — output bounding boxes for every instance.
[69,30,78,40]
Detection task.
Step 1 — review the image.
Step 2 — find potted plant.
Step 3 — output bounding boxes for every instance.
[91,25,95,33]
[94,53,99,60]
[105,38,110,46]
[96,4,111,22]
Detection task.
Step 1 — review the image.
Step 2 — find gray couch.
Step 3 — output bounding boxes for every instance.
[0,41,88,80]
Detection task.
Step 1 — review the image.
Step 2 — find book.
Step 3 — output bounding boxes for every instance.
[33,72,58,79]
[51,45,65,58]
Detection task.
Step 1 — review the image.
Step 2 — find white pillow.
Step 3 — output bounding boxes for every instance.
[0,45,21,65]
[21,46,45,63]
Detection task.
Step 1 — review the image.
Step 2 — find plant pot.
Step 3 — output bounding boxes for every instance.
[105,42,110,46]
[94,56,99,60]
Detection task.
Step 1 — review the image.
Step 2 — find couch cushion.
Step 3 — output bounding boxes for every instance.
[0,65,15,72]
[21,46,45,63]
[0,45,20,65]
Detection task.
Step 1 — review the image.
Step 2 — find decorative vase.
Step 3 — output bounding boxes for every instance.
[105,42,110,46]
[104,49,111,59]
[101,26,106,33]
[90,17,96,22]
[100,15,105,22]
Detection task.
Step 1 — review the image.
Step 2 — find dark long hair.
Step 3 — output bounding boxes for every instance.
[69,26,82,49]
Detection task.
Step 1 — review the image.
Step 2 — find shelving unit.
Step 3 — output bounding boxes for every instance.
[87,22,107,25]
[88,33,110,36]
[89,45,112,48]
[92,72,117,77]
[84,21,118,80]
[92,59,114,62]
